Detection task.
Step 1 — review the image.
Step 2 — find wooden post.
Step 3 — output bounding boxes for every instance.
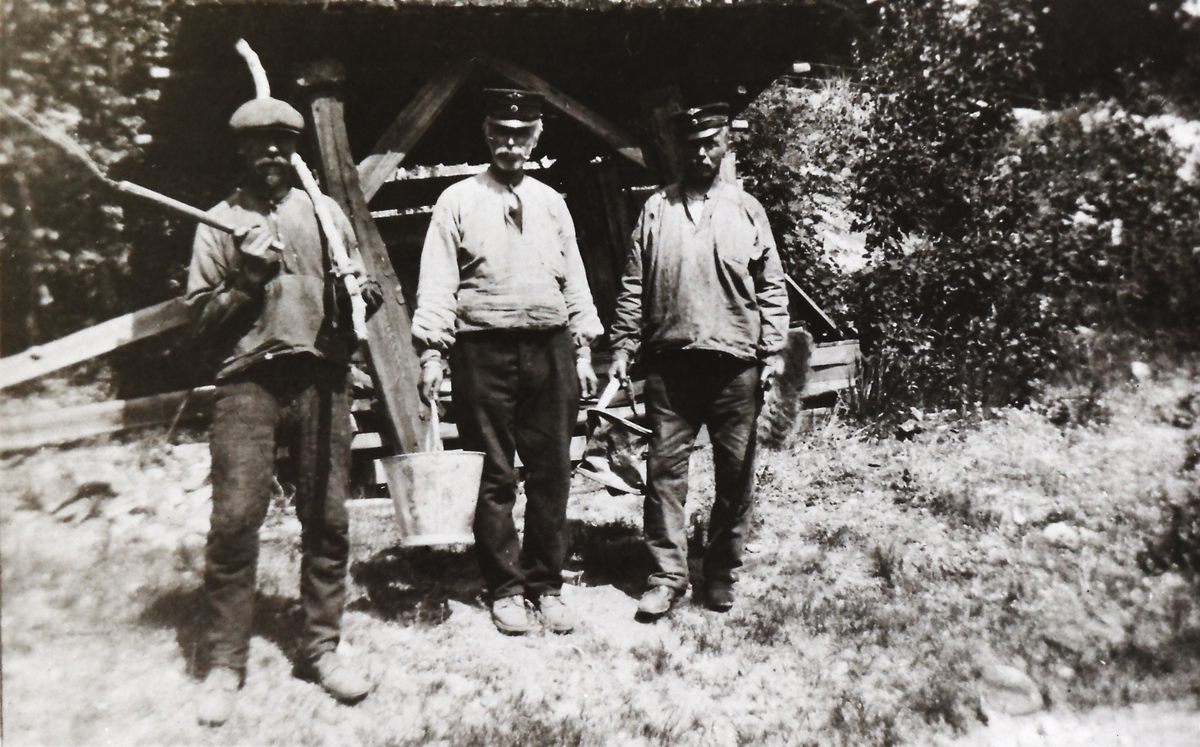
[297,60,424,454]
[639,86,684,185]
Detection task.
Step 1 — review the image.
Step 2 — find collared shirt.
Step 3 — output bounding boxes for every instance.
[610,180,789,362]
[411,169,603,356]
[186,186,360,379]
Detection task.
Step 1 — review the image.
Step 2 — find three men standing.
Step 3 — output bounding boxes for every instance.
[411,90,603,635]
[187,95,380,726]
[609,103,790,620]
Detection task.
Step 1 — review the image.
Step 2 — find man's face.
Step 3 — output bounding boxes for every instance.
[484,120,541,172]
[238,129,298,191]
[684,128,729,182]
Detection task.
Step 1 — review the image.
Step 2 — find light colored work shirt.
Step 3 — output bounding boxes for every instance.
[411,169,603,358]
[610,179,789,362]
[186,187,359,379]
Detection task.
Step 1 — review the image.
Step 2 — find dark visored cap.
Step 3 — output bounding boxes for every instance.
[229,97,305,133]
[672,102,731,140]
[484,88,544,127]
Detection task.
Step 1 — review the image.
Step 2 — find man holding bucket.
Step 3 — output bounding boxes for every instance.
[412,89,603,635]
[608,103,789,620]
[185,93,382,725]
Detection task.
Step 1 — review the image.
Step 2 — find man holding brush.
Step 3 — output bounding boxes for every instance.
[609,103,789,621]
[186,94,382,726]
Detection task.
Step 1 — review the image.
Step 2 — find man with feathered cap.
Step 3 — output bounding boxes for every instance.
[609,102,789,621]
[412,89,603,636]
[187,92,382,726]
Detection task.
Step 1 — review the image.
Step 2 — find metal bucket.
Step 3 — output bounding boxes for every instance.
[381,405,483,546]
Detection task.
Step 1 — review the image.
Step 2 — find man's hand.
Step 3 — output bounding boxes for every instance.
[419,360,443,405]
[233,222,281,287]
[759,354,785,392]
[607,349,630,385]
[577,356,599,399]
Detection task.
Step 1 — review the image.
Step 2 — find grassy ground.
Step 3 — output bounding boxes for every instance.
[3,370,1200,746]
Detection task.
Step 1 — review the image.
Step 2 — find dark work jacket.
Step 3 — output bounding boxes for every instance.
[185,187,360,380]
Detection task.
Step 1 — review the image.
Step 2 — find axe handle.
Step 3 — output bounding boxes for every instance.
[113,181,238,235]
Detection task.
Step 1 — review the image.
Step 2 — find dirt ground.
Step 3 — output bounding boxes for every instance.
[3,372,1200,746]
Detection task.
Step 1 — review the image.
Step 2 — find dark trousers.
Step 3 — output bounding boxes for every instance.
[450,327,580,600]
[205,354,352,673]
[643,350,761,592]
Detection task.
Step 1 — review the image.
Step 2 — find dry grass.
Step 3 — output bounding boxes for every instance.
[3,369,1200,746]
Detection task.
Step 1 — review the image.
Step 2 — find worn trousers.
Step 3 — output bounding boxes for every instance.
[205,354,352,673]
[643,350,761,592]
[450,327,580,600]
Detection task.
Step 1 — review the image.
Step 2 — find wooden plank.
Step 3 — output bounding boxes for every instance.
[0,298,188,390]
[300,61,427,455]
[0,386,214,452]
[801,377,854,399]
[809,340,859,368]
[807,362,857,385]
[354,59,475,203]
[479,55,646,169]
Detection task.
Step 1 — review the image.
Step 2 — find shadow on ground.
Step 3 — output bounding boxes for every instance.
[349,546,484,625]
[568,520,666,598]
[139,586,303,679]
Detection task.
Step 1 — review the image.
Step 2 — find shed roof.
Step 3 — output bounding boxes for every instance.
[151,0,858,180]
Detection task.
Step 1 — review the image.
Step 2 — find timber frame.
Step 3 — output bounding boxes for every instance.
[1,0,861,464]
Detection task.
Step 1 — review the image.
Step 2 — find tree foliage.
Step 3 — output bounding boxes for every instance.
[0,0,179,354]
[740,0,1200,419]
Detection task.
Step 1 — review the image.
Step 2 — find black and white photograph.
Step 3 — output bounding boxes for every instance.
[2,0,1200,744]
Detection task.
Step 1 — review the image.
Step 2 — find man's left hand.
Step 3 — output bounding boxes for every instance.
[332,259,384,317]
[577,356,599,399]
[760,354,785,392]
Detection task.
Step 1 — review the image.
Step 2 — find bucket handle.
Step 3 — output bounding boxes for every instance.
[426,403,443,453]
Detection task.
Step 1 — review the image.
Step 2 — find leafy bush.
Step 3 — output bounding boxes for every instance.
[739,0,1200,419]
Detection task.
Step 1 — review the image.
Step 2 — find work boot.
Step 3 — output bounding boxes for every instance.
[297,652,373,704]
[491,595,536,635]
[536,594,575,634]
[705,581,736,613]
[636,586,682,622]
[196,666,240,727]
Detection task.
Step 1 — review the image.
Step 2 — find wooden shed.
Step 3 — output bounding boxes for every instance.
[1,0,861,483]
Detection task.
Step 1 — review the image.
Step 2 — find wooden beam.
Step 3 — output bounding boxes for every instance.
[354,59,475,203]
[479,55,647,169]
[299,61,426,455]
[784,275,841,339]
[0,386,214,452]
[639,86,684,184]
[0,298,189,390]
[809,340,860,368]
